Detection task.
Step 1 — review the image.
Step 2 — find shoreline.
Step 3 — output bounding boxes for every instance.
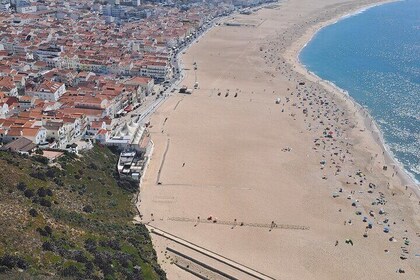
[286,0,420,197]
[139,0,420,278]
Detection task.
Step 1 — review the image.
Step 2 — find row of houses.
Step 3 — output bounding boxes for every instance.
[0,64,154,151]
[0,113,84,148]
[0,0,272,155]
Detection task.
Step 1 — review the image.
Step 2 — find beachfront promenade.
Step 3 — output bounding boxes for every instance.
[146,224,276,280]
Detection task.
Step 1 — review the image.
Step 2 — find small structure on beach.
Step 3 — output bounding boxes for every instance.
[179,85,192,94]
[117,149,149,181]
[179,85,188,93]
[225,22,242,27]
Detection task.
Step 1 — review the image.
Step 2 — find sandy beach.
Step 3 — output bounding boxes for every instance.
[138,0,420,279]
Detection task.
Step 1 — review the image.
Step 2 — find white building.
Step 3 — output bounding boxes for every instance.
[139,62,169,81]
[0,103,9,119]
[17,5,37,14]
[0,1,11,12]
[2,127,47,145]
[27,81,66,102]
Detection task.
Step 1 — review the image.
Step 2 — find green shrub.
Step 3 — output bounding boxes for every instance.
[0,254,28,270]
[29,208,38,217]
[24,189,34,198]
[40,198,52,207]
[46,167,60,178]
[16,182,27,191]
[84,238,97,253]
[37,187,47,197]
[29,171,46,181]
[116,177,139,193]
[83,205,93,213]
[42,241,54,251]
[32,155,49,164]
[60,264,83,278]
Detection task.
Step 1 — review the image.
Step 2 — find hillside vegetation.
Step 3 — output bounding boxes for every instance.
[0,146,165,279]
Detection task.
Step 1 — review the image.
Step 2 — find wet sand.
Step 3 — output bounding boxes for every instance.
[138,0,420,279]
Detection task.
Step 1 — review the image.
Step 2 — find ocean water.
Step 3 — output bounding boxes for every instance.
[300,0,420,183]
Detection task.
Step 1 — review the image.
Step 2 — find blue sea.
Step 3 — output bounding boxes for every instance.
[300,0,420,183]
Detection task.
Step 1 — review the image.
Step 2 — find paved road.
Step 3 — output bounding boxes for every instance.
[111,13,228,136]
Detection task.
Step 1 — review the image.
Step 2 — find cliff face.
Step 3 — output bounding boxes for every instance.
[0,146,165,279]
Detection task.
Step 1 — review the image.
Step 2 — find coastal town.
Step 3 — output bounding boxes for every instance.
[0,0,418,279]
[0,0,272,178]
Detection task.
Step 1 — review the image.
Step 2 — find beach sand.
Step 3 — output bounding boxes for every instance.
[138,0,420,279]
